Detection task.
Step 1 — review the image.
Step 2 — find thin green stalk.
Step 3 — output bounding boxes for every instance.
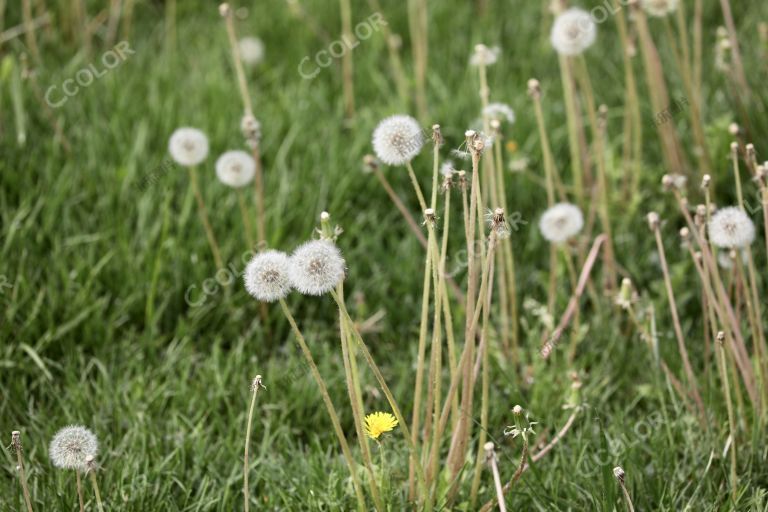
[244,376,265,512]
[76,472,85,512]
[87,471,105,512]
[278,299,367,512]
[188,165,224,270]
[331,291,431,510]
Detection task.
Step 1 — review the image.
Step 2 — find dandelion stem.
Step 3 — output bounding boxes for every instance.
[330,290,431,510]
[221,4,253,115]
[12,432,34,512]
[278,299,368,512]
[243,376,265,512]
[188,165,224,270]
[251,144,267,245]
[716,333,739,502]
[406,161,428,212]
[237,189,255,249]
[339,0,356,120]
[88,470,105,512]
[75,472,85,512]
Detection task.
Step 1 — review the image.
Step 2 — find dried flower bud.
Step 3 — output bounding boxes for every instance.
[701,174,711,189]
[512,405,523,415]
[647,212,660,230]
[431,124,443,146]
[251,375,266,391]
[728,123,740,136]
[613,466,626,483]
[527,78,541,98]
[219,3,231,17]
[716,331,725,344]
[680,227,690,241]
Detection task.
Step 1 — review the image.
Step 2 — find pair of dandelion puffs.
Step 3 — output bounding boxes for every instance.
[168,127,256,188]
[244,239,345,302]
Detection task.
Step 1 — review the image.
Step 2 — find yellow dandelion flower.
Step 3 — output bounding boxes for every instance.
[505,140,518,153]
[364,412,398,440]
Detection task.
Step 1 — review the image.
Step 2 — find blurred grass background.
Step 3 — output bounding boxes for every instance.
[1,0,768,509]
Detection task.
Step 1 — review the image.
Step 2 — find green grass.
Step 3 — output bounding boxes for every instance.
[2,0,768,510]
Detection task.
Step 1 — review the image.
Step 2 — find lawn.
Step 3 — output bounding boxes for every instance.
[2,0,768,510]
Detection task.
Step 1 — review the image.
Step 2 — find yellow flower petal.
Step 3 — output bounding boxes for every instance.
[364,411,398,440]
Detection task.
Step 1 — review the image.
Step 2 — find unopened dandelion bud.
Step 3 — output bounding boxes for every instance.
[527,78,541,98]
[320,211,330,222]
[694,251,703,264]
[362,154,379,174]
[694,205,707,226]
[618,278,632,304]
[512,405,523,415]
[490,119,501,133]
[424,208,436,225]
[680,227,690,242]
[730,141,739,154]
[484,441,495,462]
[716,331,726,345]
[11,431,21,451]
[457,170,468,189]
[701,174,711,189]
[613,466,626,483]
[728,123,740,136]
[219,3,231,17]
[647,212,660,230]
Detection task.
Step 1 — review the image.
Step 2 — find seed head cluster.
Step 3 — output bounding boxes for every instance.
[550,8,597,56]
[708,206,755,248]
[215,150,256,188]
[168,127,209,167]
[49,425,99,471]
[372,115,424,166]
[539,202,584,243]
[641,0,680,17]
[288,240,346,296]
[244,250,292,302]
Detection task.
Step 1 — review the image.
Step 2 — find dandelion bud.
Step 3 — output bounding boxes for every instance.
[241,114,261,147]
[424,208,436,225]
[251,375,266,391]
[617,278,632,309]
[50,425,99,471]
[661,174,674,189]
[730,141,739,154]
[244,250,293,302]
[219,3,231,17]
[512,405,523,415]
[320,211,330,222]
[716,331,726,345]
[431,124,443,146]
[457,170,468,190]
[728,123,740,136]
[490,119,501,132]
[647,212,660,230]
[613,466,626,483]
[362,154,379,174]
[11,431,21,451]
[701,174,711,189]
[527,78,541,98]
[288,240,346,296]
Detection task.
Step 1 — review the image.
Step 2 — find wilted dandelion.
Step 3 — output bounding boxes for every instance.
[708,207,755,248]
[168,127,209,167]
[550,8,596,56]
[50,425,98,471]
[372,115,424,165]
[364,411,398,440]
[243,250,292,302]
[216,150,256,188]
[238,36,264,66]
[539,203,584,243]
[288,240,346,296]
[482,102,515,124]
[641,0,679,17]
[470,44,500,67]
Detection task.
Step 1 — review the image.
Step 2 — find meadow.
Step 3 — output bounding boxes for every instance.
[1,0,768,510]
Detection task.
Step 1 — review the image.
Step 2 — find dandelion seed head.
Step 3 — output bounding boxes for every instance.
[215,150,256,188]
[364,411,398,440]
[49,426,98,471]
[238,36,265,66]
[708,207,755,248]
[244,250,292,302]
[539,202,584,243]
[440,161,456,177]
[470,44,500,66]
[483,102,515,124]
[550,8,596,56]
[372,115,424,165]
[288,240,346,296]
[641,0,679,17]
[169,127,209,167]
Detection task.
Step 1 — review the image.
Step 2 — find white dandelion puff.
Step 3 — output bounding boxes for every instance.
[49,426,99,471]
[372,115,424,166]
[440,161,456,177]
[168,127,209,167]
[708,207,755,248]
[288,240,346,296]
[550,8,597,56]
[215,150,256,188]
[483,102,515,124]
[238,36,265,66]
[539,202,584,243]
[470,44,500,67]
[641,0,679,17]
[244,250,293,302]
